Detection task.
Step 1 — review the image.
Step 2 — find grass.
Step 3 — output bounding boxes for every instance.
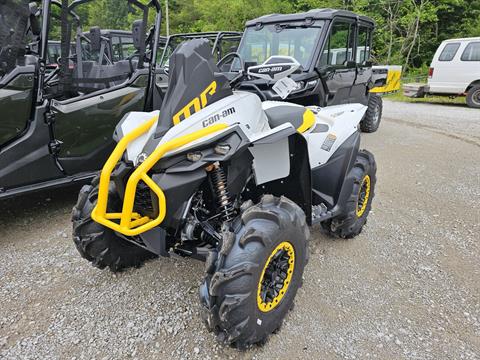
[383,89,467,106]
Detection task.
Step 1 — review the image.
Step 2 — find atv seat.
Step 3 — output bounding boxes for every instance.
[264,104,315,133]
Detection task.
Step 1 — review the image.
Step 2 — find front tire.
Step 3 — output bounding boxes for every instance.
[322,150,377,238]
[200,195,309,348]
[71,176,157,272]
[360,94,383,133]
[466,86,480,109]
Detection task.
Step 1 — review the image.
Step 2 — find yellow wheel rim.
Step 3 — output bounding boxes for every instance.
[257,241,295,313]
[356,175,371,218]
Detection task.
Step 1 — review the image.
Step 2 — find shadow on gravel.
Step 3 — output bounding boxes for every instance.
[0,185,82,226]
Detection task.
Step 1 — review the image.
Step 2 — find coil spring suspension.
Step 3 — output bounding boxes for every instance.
[211,163,235,222]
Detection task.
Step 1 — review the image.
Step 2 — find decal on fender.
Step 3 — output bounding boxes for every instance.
[202,107,236,128]
[321,133,337,152]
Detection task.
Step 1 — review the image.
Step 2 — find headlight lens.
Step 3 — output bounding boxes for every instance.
[187,152,202,162]
[294,81,305,91]
[306,79,318,89]
[214,143,231,155]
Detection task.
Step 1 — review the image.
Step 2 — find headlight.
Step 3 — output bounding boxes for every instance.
[306,79,318,89]
[187,152,202,162]
[214,143,231,155]
[292,79,318,93]
[294,81,305,91]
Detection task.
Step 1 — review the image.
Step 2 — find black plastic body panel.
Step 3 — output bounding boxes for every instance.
[0,103,64,193]
[51,74,148,174]
[0,68,36,146]
[151,168,207,230]
[152,39,233,139]
[226,149,253,199]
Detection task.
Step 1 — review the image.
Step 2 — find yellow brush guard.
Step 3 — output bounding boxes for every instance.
[91,116,228,236]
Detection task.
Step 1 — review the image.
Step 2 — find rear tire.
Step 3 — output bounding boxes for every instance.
[71,176,157,272]
[360,94,383,133]
[200,195,309,348]
[322,150,376,238]
[466,86,480,109]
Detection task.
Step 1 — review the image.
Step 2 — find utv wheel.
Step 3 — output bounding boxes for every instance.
[322,150,377,238]
[200,195,309,348]
[71,176,157,272]
[466,86,480,109]
[360,94,383,133]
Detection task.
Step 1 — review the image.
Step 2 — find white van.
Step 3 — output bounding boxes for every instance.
[404,37,480,108]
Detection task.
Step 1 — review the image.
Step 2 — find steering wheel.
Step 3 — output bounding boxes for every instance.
[216,52,249,88]
[216,51,244,72]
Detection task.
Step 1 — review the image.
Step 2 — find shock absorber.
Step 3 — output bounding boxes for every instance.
[211,163,235,222]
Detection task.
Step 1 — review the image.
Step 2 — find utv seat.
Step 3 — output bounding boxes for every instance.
[264,104,315,133]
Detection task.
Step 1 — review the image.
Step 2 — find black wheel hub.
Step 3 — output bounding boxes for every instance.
[258,242,295,312]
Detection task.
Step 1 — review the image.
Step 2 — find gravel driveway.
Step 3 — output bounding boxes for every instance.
[0,100,479,359]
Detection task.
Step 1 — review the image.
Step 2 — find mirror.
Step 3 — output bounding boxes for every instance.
[132,20,143,51]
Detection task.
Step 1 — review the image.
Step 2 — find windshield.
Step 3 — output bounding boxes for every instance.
[234,21,324,70]
[158,33,242,68]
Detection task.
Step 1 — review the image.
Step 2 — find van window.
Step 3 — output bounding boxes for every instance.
[439,43,460,61]
[461,42,480,61]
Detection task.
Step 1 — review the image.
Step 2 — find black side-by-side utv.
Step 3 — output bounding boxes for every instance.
[0,0,164,199]
[220,9,386,132]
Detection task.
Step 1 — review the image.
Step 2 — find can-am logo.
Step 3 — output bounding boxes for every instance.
[202,107,236,127]
[258,66,283,73]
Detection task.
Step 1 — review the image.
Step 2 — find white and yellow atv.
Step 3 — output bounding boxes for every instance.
[72,39,377,348]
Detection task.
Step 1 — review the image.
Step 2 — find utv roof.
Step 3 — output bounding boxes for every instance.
[166,31,242,39]
[245,8,375,27]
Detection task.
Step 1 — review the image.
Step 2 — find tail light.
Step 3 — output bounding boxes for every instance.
[428,67,434,78]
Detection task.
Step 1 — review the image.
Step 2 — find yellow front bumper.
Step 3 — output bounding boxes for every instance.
[91,116,228,236]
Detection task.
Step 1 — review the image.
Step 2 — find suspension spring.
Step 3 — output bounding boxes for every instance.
[211,163,235,222]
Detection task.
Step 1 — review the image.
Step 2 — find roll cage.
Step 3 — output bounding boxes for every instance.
[158,31,242,67]
[35,0,162,100]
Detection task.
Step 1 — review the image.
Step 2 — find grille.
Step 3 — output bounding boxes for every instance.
[133,182,155,217]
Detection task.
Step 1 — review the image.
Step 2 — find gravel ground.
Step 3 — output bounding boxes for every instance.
[0,100,479,359]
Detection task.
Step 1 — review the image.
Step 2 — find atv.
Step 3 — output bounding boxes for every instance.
[225,8,386,133]
[72,38,377,347]
[0,0,164,199]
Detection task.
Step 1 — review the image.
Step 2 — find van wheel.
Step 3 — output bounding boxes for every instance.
[71,176,157,272]
[360,94,383,133]
[466,86,480,108]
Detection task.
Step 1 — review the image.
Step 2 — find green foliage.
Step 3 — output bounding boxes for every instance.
[56,0,480,73]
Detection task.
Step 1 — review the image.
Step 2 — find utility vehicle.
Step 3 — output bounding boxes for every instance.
[0,0,164,198]
[223,8,387,132]
[404,37,480,108]
[72,38,377,347]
